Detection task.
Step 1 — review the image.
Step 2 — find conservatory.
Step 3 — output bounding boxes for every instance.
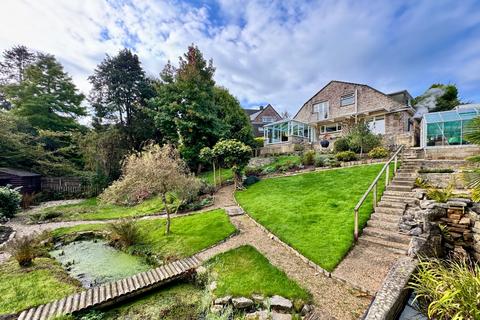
[263,119,316,144]
[421,104,480,148]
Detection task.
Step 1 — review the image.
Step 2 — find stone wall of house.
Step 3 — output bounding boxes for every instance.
[423,146,480,160]
[251,105,282,124]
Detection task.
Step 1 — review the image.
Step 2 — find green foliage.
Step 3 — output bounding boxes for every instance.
[301,150,315,166]
[108,219,141,249]
[346,122,382,155]
[418,168,454,173]
[314,154,330,167]
[335,151,357,162]
[206,245,311,302]
[368,146,389,159]
[333,137,350,153]
[243,175,260,186]
[6,236,38,267]
[4,53,85,131]
[426,183,454,203]
[212,139,252,188]
[254,137,265,148]
[432,84,460,112]
[0,185,22,218]
[408,258,480,320]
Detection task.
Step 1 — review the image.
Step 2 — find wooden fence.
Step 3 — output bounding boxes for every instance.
[41,177,85,194]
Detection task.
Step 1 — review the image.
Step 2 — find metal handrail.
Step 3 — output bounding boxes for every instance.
[353,145,405,241]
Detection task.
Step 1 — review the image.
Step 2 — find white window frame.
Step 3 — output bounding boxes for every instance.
[262,116,274,123]
[320,123,342,134]
[313,101,329,120]
[367,116,385,134]
[340,93,355,107]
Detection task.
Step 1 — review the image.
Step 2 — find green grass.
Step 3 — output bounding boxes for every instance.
[235,163,394,271]
[51,209,237,260]
[199,167,234,185]
[31,196,166,221]
[0,258,81,314]
[207,245,311,302]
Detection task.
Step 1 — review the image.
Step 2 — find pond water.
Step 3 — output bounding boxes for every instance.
[50,240,151,287]
[397,291,428,320]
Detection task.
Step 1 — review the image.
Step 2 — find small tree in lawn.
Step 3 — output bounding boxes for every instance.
[347,122,381,157]
[200,146,218,187]
[100,144,201,234]
[212,139,252,189]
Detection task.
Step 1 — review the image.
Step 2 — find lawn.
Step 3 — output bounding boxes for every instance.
[51,209,237,260]
[235,163,393,271]
[199,167,233,185]
[0,258,81,315]
[206,245,311,302]
[31,196,165,222]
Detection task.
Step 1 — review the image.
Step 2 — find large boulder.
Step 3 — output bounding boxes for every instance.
[268,295,293,312]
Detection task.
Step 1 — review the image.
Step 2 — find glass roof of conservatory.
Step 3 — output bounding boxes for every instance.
[423,104,480,124]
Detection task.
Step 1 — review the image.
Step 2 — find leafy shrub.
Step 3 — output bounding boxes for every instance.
[314,154,329,167]
[244,166,262,176]
[108,219,141,249]
[293,144,304,152]
[0,185,22,218]
[29,210,63,223]
[301,150,316,166]
[415,177,430,189]
[368,147,389,159]
[427,184,453,203]
[253,137,265,149]
[6,236,37,267]
[261,166,276,175]
[333,137,350,153]
[335,151,357,162]
[409,258,480,320]
[244,175,260,186]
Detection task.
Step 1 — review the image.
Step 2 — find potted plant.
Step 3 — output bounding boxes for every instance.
[320,134,331,148]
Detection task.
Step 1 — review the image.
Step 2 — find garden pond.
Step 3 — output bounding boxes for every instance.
[50,240,151,287]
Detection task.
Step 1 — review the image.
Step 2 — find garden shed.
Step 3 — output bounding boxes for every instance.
[0,167,41,194]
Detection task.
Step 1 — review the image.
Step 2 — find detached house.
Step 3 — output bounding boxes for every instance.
[262,81,418,154]
[244,104,283,137]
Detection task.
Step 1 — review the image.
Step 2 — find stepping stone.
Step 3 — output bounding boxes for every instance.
[225,206,244,216]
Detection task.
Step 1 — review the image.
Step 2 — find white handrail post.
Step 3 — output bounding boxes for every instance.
[373,183,377,207]
[354,209,359,242]
[394,155,398,173]
[385,164,390,187]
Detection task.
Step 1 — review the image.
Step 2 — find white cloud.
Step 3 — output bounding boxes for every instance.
[1,0,480,116]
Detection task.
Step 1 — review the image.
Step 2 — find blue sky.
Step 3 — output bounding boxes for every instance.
[1,0,480,115]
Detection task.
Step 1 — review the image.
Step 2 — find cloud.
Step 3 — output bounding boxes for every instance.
[1,0,480,116]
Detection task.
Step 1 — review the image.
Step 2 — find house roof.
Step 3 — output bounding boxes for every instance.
[243,104,282,121]
[0,167,41,177]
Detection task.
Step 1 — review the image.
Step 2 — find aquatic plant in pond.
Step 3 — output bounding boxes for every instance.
[50,240,151,287]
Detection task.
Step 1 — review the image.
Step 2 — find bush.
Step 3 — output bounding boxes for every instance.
[335,151,357,162]
[244,166,262,176]
[368,147,389,159]
[409,258,480,320]
[244,175,260,186]
[0,186,22,219]
[6,236,37,267]
[253,137,265,149]
[301,150,315,166]
[314,154,330,167]
[325,158,340,167]
[427,184,453,203]
[108,219,141,249]
[333,137,350,153]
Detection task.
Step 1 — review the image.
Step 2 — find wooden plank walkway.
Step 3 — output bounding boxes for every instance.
[17,256,202,320]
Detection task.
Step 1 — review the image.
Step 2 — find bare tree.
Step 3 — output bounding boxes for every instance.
[281,109,291,119]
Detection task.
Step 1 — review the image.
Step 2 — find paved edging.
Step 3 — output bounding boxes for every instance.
[17,256,202,320]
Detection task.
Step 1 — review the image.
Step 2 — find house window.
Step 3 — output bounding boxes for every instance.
[367,116,385,134]
[340,93,355,107]
[313,101,329,120]
[262,116,274,123]
[320,123,342,134]
[258,127,264,132]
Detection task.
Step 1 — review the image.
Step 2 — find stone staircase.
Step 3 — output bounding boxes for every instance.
[359,150,422,255]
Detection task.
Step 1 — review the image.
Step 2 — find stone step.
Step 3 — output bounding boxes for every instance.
[374,206,405,215]
[397,169,417,174]
[386,185,413,192]
[358,236,408,255]
[390,180,414,186]
[370,212,402,223]
[392,178,415,184]
[396,173,416,178]
[367,219,399,231]
[383,190,416,197]
[362,227,411,244]
[380,196,417,205]
[377,200,406,209]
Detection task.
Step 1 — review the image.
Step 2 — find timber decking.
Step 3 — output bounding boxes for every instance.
[17,255,202,320]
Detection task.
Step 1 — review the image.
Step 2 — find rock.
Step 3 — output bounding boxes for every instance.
[399,223,413,231]
[301,304,314,316]
[414,191,425,199]
[448,198,472,205]
[271,311,292,320]
[214,296,231,305]
[251,293,264,304]
[208,281,217,291]
[269,295,293,312]
[409,227,423,236]
[408,236,427,257]
[210,304,223,314]
[447,201,467,207]
[459,217,471,225]
[420,200,435,209]
[245,310,269,320]
[232,297,254,309]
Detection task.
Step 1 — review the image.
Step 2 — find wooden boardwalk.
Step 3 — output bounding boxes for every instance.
[18,256,202,320]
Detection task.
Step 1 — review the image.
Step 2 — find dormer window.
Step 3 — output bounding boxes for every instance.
[340,93,355,106]
[313,101,329,120]
[262,116,274,123]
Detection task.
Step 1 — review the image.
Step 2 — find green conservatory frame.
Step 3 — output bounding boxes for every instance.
[263,119,316,144]
[421,105,480,148]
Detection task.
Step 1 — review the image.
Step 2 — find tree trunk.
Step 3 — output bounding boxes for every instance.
[161,194,171,235]
[213,161,216,188]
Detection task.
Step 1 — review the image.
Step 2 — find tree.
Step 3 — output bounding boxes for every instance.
[211,139,252,189]
[89,49,155,149]
[346,122,381,156]
[433,84,460,112]
[281,109,291,119]
[214,86,255,146]
[151,45,223,170]
[100,144,201,234]
[0,45,36,84]
[3,53,86,131]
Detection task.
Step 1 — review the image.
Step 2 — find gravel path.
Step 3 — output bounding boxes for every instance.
[198,214,372,320]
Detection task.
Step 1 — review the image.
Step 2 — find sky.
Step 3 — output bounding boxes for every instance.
[1,0,480,116]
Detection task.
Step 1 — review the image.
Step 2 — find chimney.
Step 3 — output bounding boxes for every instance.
[259,106,264,110]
